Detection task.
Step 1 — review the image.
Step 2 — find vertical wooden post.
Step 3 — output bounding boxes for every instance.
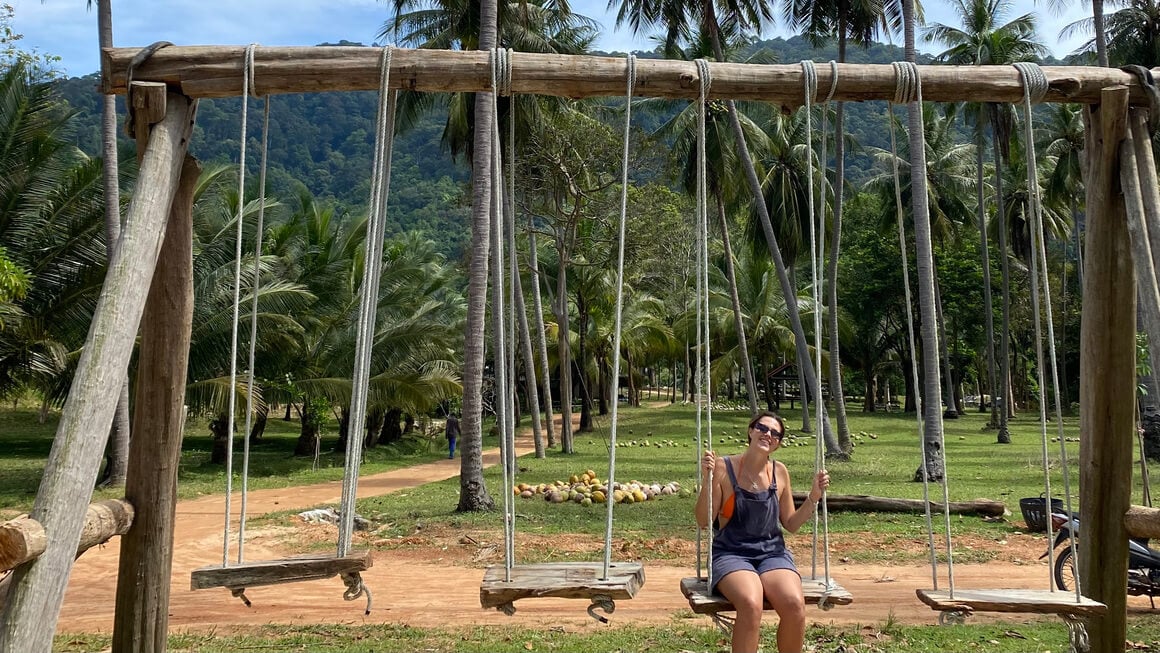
[0,91,196,653]
[1080,86,1133,653]
[110,153,198,652]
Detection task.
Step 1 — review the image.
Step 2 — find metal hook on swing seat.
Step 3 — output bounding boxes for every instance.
[341,571,373,615]
[938,610,967,626]
[229,587,252,608]
[817,594,834,611]
[586,595,616,624]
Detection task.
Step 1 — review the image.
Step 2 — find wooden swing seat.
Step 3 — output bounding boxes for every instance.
[680,575,854,615]
[190,550,373,591]
[479,561,645,610]
[916,588,1107,617]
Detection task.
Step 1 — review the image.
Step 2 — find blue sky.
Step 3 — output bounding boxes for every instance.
[11,0,1094,78]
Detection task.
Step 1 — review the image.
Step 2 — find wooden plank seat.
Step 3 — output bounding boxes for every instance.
[190,550,373,601]
[680,575,854,615]
[480,562,645,621]
[916,588,1107,618]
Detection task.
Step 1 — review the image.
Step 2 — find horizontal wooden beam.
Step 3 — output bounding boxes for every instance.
[1125,504,1160,539]
[0,499,134,573]
[102,46,1159,106]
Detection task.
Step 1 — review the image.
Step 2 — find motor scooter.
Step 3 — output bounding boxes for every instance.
[1043,511,1160,608]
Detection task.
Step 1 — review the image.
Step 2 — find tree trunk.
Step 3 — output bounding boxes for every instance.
[829,29,853,454]
[555,254,574,453]
[380,408,403,445]
[210,413,231,464]
[96,0,130,492]
[293,404,322,457]
[977,134,1000,428]
[455,0,498,512]
[333,407,350,453]
[864,370,875,412]
[527,226,555,448]
[715,189,758,415]
[903,1,946,482]
[511,255,544,458]
[935,274,958,419]
[248,403,268,444]
[576,298,593,433]
[993,107,1013,444]
[1093,0,1109,67]
[705,17,837,454]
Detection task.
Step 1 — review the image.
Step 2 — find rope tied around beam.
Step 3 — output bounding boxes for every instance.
[824,60,839,103]
[1012,62,1049,105]
[491,48,513,97]
[1121,65,1160,136]
[891,62,919,105]
[245,45,262,98]
[123,40,174,136]
[801,60,818,106]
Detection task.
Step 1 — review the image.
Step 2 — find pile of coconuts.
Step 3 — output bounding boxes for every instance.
[514,469,685,506]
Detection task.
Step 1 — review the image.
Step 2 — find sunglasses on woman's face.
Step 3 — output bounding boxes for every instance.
[752,422,783,439]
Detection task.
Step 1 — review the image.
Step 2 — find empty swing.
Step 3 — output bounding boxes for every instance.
[679,59,852,631]
[189,45,406,611]
[477,50,644,621]
[889,62,1105,648]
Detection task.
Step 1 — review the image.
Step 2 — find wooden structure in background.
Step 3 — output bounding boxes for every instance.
[0,45,1150,653]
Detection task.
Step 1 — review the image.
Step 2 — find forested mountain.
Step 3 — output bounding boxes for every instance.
[52,36,978,256]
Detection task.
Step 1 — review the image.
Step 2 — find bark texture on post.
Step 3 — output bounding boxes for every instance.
[111,153,199,653]
[1080,88,1133,653]
[0,92,196,653]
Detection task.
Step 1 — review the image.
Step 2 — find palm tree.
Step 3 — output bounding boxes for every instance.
[1064,0,1159,65]
[923,0,1046,430]
[383,0,596,504]
[1040,104,1085,407]
[647,29,769,415]
[82,0,131,488]
[611,0,844,456]
[0,63,107,418]
[785,0,903,454]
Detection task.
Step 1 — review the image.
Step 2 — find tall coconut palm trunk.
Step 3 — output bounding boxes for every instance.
[935,274,958,418]
[527,226,555,447]
[694,5,846,455]
[904,0,946,481]
[95,0,130,489]
[977,135,1000,427]
[512,258,545,457]
[715,189,759,415]
[789,267,813,433]
[829,99,853,453]
[992,107,1013,444]
[456,2,498,512]
[554,255,574,452]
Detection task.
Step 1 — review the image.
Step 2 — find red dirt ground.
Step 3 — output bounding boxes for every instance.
[50,418,1158,637]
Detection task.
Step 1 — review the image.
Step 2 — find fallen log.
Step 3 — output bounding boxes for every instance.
[0,499,134,608]
[793,493,1006,517]
[1125,505,1160,539]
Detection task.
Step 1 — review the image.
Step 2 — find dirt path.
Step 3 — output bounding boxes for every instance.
[53,418,1157,636]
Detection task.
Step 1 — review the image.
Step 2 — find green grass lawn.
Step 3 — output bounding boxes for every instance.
[354,402,1148,562]
[53,618,1160,652]
[0,407,449,513]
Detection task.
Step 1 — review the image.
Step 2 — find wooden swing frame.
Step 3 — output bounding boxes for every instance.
[4,44,1160,653]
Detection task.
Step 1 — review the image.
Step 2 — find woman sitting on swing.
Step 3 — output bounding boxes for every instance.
[695,411,830,653]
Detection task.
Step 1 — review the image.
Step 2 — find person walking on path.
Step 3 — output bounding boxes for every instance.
[445,413,460,459]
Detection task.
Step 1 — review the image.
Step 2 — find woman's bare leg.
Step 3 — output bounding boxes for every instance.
[716,570,766,653]
[761,569,805,653]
